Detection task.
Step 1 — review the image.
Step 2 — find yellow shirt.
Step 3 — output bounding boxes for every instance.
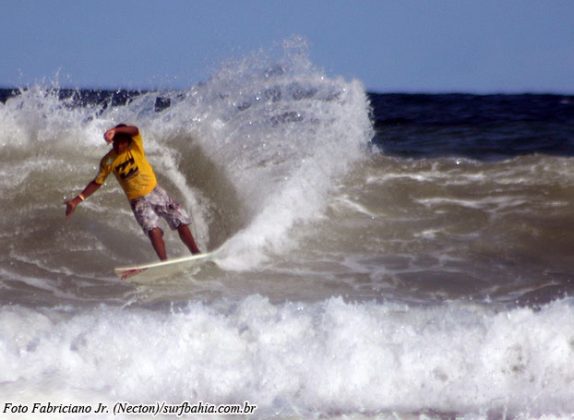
[94,133,158,200]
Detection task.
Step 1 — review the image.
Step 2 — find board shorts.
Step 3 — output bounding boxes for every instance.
[130,186,191,234]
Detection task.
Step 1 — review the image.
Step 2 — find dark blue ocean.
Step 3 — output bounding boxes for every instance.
[1,47,574,418]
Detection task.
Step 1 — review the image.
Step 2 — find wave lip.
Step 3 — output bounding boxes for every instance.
[171,38,374,269]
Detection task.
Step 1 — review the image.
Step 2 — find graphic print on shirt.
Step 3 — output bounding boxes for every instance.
[114,154,139,180]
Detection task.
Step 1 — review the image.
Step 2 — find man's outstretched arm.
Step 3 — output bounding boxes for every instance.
[65,180,102,218]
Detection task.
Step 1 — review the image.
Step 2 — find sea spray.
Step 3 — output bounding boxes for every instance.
[171,38,373,268]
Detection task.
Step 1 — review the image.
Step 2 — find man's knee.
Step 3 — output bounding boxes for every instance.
[177,223,190,232]
[148,227,164,238]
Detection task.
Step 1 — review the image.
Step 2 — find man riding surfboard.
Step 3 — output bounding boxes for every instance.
[65,124,200,260]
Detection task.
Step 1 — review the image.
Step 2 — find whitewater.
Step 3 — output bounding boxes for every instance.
[1,40,574,419]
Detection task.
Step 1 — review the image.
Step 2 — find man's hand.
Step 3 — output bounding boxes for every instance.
[65,197,82,218]
[64,182,102,219]
[104,128,116,143]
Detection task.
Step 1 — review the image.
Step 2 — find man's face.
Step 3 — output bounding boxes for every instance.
[113,139,129,154]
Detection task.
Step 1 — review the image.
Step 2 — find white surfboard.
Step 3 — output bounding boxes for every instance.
[114,252,216,283]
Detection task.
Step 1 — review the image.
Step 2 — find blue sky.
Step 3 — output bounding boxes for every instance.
[1,0,573,93]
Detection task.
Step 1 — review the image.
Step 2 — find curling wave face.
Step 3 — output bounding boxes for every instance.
[0,39,373,304]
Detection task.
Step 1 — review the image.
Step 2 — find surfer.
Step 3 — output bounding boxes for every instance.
[65,124,201,260]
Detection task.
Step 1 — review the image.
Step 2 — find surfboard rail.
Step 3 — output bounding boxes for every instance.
[114,251,216,281]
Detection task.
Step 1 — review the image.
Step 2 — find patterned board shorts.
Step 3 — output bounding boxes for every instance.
[130,186,192,234]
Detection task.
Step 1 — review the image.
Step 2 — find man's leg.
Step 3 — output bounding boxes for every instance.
[149,228,168,260]
[178,224,201,254]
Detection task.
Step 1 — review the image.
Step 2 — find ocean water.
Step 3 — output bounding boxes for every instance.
[1,42,574,418]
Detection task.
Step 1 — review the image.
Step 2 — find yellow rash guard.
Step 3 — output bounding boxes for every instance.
[94,133,158,200]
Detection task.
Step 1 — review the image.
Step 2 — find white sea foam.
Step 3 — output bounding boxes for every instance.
[1,297,573,418]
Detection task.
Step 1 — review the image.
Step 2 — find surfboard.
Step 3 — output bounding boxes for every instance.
[114,252,216,283]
